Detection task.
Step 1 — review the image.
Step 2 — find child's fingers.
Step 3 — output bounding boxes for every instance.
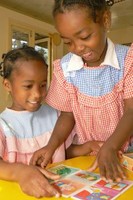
[30,153,43,166]
[43,183,61,198]
[35,156,50,168]
[111,164,126,181]
[36,157,45,166]
[41,158,50,168]
[29,155,37,165]
[39,168,60,180]
[99,158,126,182]
[36,172,61,198]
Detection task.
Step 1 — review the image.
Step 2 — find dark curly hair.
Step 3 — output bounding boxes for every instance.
[0,46,47,79]
[53,0,114,22]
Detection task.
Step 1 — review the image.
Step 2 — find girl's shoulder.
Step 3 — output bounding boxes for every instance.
[115,43,130,55]
[39,104,58,117]
[53,52,75,75]
[114,43,131,69]
[38,104,58,125]
[115,43,133,58]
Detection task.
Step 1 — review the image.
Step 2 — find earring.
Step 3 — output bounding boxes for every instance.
[6,91,12,106]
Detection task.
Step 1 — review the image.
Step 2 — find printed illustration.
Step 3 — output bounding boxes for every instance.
[48,164,79,177]
[48,164,133,199]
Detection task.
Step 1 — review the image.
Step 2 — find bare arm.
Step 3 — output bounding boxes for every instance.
[47,111,75,149]
[0,158,60,198]
[89,98,133,181]
[66,141,104,159]
[0,158,22,181]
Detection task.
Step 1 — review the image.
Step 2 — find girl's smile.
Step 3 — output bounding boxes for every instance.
[27,99,41,109]
[82,51,93,60]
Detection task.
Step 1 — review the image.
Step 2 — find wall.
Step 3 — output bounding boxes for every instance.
[0,6,64,112]
[108,27,133,44]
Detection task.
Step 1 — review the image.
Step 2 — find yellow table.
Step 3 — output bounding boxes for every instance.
[0,156,133,200]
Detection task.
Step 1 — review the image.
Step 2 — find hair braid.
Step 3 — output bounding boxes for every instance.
[53,0,114,22]
[0,46,47,79]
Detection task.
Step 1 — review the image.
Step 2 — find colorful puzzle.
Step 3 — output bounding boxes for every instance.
[121,153,133,172]
[48,164,133,199]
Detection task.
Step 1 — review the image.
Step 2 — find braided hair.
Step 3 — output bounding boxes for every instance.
[0,46,47,79]
[53,0,114,22]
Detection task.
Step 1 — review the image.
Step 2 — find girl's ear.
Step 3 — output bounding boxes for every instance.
[3,79,12,92]
[103,10,111,32]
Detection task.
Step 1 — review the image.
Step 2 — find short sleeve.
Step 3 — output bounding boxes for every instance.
[0,125,6,158]
[123,43,133,99]
[45,60,72,112]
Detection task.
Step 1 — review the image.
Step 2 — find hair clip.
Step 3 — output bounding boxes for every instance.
[106,0,114,6]
[0,62,4,77]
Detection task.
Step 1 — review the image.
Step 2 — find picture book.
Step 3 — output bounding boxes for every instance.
[48,164,133,199]
[121,153,133,172]
[48,164,79,177]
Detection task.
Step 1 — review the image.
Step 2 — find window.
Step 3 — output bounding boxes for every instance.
[11,28,29,48]
[10,25,52,86]
[35,33,51,86]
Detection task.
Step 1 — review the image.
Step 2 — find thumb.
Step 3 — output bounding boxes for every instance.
[87,159,98,172]
[38,167,60,180]
[30,153,40,166]
[41,158,51,168]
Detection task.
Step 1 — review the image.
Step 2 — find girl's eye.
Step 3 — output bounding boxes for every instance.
[40,83,47,88]
[81,34,91,40]
[23,85,32,89]
[63,39,71,45]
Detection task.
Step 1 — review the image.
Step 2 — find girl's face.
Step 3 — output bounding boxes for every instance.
[4,60,47,111]
[55,8,110,67]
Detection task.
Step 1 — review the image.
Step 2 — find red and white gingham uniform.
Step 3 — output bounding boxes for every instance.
[46,40,133,152]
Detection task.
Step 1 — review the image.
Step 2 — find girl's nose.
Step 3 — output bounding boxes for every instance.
[33,88,41,98]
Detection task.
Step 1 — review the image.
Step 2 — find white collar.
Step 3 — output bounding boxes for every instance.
[101,38,120,69]
[67,38,120,72]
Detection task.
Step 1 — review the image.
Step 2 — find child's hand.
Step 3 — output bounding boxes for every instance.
[87,141,103,155]
[88,146,126,182]
[30,145,54,167]
[17,164,60,198]
[66,140,103,158]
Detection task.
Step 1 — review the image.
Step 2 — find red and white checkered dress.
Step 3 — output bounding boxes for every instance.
[46,41,133,152]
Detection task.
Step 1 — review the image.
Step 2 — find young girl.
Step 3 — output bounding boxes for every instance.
[0,46,62,198]
[31,0,133,182]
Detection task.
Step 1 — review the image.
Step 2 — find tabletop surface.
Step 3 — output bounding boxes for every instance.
[0,156,133,200]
